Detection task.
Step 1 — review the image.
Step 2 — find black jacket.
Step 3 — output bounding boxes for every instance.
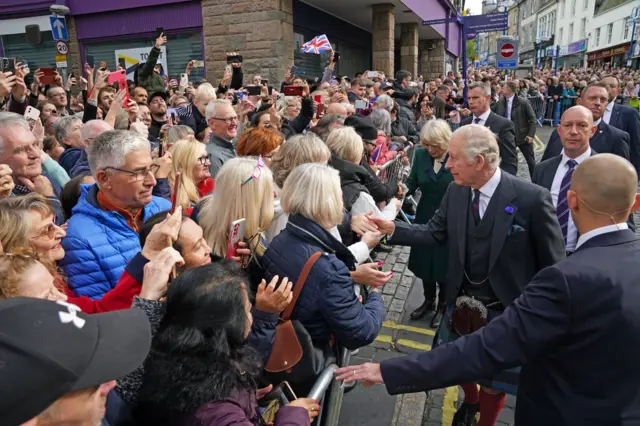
[396,98,417,126]
[492,96,537,145]
[281,96,314,138]
[391,115,419,146]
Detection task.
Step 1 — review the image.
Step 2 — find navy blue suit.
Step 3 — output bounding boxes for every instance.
[541,121,630,162]
[380,229,640,425]
[609,104,640,175]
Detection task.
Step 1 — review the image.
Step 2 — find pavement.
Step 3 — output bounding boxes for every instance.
[337,125,556,426]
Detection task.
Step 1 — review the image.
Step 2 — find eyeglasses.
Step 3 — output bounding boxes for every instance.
[31,223,59,240]
[242,156,265,186]
[104,164,160,181]
[197,154,212,165]
[211,116,238,125]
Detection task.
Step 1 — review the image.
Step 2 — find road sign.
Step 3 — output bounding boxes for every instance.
[55,55,67,68]
[422,17,458,25]
[55,40,69,56]
[465,11,508,34]
[49,15,68,41]
[500,43,515,58]
[497,39,519,69]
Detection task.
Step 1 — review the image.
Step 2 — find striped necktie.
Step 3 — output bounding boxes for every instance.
[556,159,577,245]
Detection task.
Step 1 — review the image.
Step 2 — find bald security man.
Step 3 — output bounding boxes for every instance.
[541,83,630,162]
[337,153,640,426]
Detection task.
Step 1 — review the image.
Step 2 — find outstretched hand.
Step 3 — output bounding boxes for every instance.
[335,363,384,388]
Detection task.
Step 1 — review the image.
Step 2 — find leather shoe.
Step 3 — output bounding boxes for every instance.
[410,299,435,320]
[452,402,479,426]
[430,308,444,329]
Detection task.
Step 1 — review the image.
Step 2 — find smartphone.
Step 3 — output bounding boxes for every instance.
[118,57,126,70]
[316,103,324,116]
[108,69,126,84]
[86,54,95,68]
[260,79,268,86]
[236,91,245,100]
[166,107,178,123]
[313,95,322,104]
[156,27,164,39]
[224,64,233,75]
[367,71,379,78]
[170,171,182,214]
[4,58,15,72]
[355,99,369,110]
[40,68,56,85]
[192,60,205,68]
[334,51,340,62]
[226,218,246,260]
[246,86,261,96]
[180,73,188,87]
[226,54,243,64]
[24,106,40,131]
[284,85,303,96]
[259,382,297,424]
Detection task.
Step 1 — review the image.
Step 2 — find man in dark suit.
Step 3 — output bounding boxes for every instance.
[363,124,565,426]
[337,154,640,426]
[541,83,630,162]
[533,106,596,254]
[492,81,537,178]
[461,82,518,176]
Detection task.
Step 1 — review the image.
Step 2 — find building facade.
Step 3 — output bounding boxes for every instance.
[586,0,637,68]
[553,0,592,67]
[535,0,557,68]
[518,0,540,65]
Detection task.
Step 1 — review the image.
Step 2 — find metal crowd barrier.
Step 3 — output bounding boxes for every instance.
[526,96,546,127]
[309,347,351,426]
[376,153,406,187]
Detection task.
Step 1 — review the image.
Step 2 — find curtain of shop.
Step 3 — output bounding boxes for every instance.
[2,31,57,71]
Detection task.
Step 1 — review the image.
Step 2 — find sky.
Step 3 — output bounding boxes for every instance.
[466,0,484,15]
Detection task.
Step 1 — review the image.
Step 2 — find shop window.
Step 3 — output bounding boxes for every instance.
[2,31,57,71]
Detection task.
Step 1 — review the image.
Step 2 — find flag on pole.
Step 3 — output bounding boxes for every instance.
[301,34,332,54]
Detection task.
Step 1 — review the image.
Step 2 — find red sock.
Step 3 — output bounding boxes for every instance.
[460,383,479,404]
[477,390,506,426]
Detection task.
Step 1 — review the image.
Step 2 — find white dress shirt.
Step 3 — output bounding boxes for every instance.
[506,95,515,120]
[472,109,492,126]
[472,168,502,219]
[602,101,615,124]
[550,148,591,251]
[575,223,629,250]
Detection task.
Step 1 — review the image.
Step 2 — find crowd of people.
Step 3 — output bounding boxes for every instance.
[1,30,640,426]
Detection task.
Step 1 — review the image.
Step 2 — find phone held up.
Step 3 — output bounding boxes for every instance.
[226,219,247,260]
[284,85,303,97]
[24,106,40,132]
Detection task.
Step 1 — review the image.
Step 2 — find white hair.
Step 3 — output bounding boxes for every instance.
[80,120,112,144]
[196,83,216,100]
[453,125,501,169]
[53,116,82,148]
[420,119,452,151]
[369,108,391,134]
[205,99,232,120]
[0,113,30,154]
[87,130,150,177]
[375,94,394,111]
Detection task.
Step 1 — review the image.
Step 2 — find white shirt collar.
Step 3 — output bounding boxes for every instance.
[606,101,615,112]
[507,95,515,103]
[561,147,591,167]
[575,223,629,250]
[474,109,491,123]
[593,118,601,126]
[477,168,501,198]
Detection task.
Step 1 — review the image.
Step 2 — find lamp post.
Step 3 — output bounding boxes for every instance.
[626,6,640,67]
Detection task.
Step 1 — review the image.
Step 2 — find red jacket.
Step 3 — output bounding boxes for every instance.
[198,177,215,197]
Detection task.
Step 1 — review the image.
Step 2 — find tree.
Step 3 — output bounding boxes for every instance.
[466,38,477,63]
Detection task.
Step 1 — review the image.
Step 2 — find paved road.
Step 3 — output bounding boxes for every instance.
[337,125,556,426]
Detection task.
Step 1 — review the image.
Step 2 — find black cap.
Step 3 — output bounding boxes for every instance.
[380,82,394,91]
[0,298,151,425]
[147,90,168,104]
[344,115,378,141]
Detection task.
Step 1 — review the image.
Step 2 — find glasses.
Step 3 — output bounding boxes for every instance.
[211,116,238,125]
[31,223,59,240]
[197,154,212,165]
[104,164,160,181]
[242,156,265,186]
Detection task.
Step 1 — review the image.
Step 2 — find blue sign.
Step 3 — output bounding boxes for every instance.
[464,11,508,34]
[49,15,68,41]
[497,59,517,68]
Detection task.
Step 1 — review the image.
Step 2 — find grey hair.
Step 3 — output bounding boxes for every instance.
[453,125,501,169]
[375,94,394,111]
[370,108,391,135]
[87,130,150,177]
[53,116,82,148]
[468,82,491,96]
[80,120,112,144]
[205,99,232,120]
[0,112,30,154]
[168,125,194,143]
[312,114,344,141]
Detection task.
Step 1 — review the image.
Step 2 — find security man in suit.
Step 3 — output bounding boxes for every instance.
[492,81,537,178]
[461,83,519,176]
[338,154,640,426]
[542,83,630,162]
[363,124,565,426]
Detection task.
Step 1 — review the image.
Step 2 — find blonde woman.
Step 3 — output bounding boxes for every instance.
[168,139,214,213]
[196,157,274,259]
[326,127,401,220]
[261,163,385,350]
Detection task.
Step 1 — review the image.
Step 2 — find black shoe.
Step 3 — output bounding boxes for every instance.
[430,308,444,329]
[410,299,435,320]
[452,402,479,426]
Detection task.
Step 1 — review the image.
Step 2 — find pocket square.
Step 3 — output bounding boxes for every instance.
[510,224,526,234]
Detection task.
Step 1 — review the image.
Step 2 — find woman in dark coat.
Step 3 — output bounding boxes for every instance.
[405,119,454,328]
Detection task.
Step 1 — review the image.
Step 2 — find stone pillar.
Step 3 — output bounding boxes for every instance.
[400,23,418,78]
[201,0,294,86]
[419,39,446,81]
[371,3,395,76]
[65,16,82,79]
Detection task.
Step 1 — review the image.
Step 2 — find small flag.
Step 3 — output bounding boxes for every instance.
[370,145,381,164]
[301,34,332,54]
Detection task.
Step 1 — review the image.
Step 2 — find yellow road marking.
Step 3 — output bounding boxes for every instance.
[375,334,394,344]
[442,386,460,425]
[382,320,436,336]
[396,339,431,351]
[533,135,545,153]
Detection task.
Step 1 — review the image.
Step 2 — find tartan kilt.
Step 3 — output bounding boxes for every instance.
[433,303,520,395]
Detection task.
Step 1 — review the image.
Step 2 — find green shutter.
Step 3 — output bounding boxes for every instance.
[2,31,58,70]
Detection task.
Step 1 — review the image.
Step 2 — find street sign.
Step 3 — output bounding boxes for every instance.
[465,11,508,34]
[497,39,519,69]
[55,40,69,56]
[422,17,458,25]
[55,55,67,68]
[49,15,68,41]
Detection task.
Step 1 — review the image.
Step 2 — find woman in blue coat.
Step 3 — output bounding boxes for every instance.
[405,120,454,328]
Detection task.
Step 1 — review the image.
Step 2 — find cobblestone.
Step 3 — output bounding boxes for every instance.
[382,281,399,295]
[389,298,406,313]
[392,262,406,273]
[382,294,393,309]
[398,253,410,263]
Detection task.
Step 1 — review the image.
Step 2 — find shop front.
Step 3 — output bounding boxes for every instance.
[632,39,640,70]
[557,39,588,68]
[519,50,536,66]
[587,43,630,69]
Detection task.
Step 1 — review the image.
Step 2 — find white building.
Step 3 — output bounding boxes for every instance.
[553,0,594,67]
[587,0,638,68]
[536,0,558,68]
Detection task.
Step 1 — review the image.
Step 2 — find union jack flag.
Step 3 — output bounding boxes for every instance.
[301,34,332,54]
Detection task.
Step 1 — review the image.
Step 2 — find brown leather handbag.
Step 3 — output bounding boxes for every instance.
[265,251,323,374]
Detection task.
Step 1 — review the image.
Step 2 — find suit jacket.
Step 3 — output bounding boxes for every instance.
[380,229,640,426]
[609,104,640,174]
[461,112,518,175]
[492,96,536,145]
[389,172,565,306]
[541,121,630,162]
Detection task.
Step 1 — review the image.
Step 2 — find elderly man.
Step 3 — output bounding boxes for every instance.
[362,125,565,426]
[60,130,171,298]
[176,82,216,140]
[339,154,640,426]
[326,103,349,117]
[46,85,69,116]
[374,94,394,112]
[205,99,238,177]
[54,116,85,175]
[69,119,113,178]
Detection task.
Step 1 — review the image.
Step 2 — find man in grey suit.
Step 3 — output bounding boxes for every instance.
[369,125,565,426]
[461,82,518,176]
[492,81,537,178]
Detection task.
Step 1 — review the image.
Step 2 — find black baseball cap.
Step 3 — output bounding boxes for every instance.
[0,298,151,425]
[380,82,394,92]
[344,115,378,141]
[147,90,168,104]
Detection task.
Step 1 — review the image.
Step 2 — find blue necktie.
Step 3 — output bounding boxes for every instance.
[556,159,577,245]
[474,117,481,124]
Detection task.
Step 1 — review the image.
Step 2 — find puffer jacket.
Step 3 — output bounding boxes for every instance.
[261,214,384,350]
[59,184,171,299]
[136,46,166,93]
[58,147,84,176]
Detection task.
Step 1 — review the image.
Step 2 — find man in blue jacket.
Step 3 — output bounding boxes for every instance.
[60,130,170,299]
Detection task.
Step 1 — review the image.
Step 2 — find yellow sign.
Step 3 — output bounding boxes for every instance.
[55,55,66,62]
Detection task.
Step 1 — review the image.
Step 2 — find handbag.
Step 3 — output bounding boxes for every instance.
[265,252,334,386]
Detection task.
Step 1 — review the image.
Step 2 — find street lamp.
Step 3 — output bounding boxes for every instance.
[626,6,640,66]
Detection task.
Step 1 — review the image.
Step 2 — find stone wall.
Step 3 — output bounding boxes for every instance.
[201,0,294,86]
[419,39,446,80]
[371,3,395,76]
[65,16,83,79]
[400,23,418,78]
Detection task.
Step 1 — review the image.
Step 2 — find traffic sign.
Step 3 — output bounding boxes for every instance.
[55,40,69,56]
[496,39,519,69]
[49,15,68,41]
[500,43,515,58]
[55,55,67,68]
